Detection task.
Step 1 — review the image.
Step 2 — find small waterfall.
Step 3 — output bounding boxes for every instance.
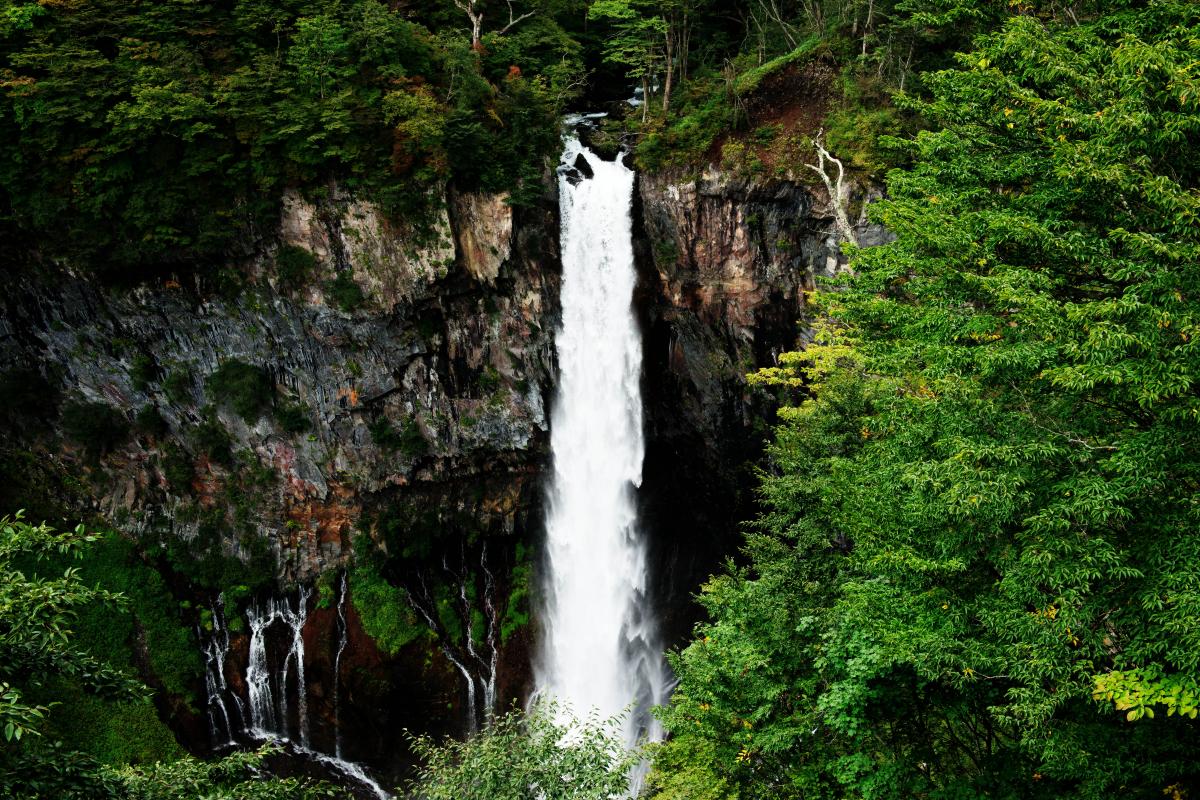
[200,595,244,747]
[535,124,670,766]
[245,587,311,742]
[403,545,501,732]
[201,584,392,799]
[333,571,349,759]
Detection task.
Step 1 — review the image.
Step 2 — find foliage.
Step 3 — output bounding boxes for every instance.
[654,3,1200,799]
[349,551,427,656]
[368,415,429,459]
[274,402,312,434]
[324,272,366,313]
[106,744,345,799]
[0,0,580,272]
[206,361,274,422]
[407,702,635,800]
[734,37,821,95]
[275,245,318,288]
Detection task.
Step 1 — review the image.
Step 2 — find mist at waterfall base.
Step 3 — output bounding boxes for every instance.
[534,124,671,775]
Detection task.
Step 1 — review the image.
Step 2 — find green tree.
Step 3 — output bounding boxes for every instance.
[653,2,1200,798]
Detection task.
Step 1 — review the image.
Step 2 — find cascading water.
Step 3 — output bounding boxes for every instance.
[535,121,670,761]
[333,571,349,760]
[202,586,391,799]
[245,589,311,741]
[200,594,245,747]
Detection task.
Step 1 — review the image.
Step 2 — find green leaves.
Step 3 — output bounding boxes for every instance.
[654,3,1200,798]
[1094,667,1200,722]
[407,703,634,800]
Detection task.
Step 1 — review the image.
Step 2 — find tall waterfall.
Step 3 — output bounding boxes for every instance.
[536,126,669,755]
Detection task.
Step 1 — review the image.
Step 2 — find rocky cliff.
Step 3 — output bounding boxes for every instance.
[0,156,882,780]
[634,165,887,642]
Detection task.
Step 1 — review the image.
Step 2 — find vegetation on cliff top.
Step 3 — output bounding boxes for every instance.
[0,0,582,272]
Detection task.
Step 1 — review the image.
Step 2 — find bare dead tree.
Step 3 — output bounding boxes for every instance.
[806,130,855,244]
[499,0,535,35]
[454,0,535,49]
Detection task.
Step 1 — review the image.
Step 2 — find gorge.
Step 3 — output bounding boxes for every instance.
[0,111,862,793]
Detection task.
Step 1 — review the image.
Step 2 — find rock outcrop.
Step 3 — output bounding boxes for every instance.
[634,166,888,642]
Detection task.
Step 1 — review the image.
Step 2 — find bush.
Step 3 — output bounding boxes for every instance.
[193,414,233,466]
[368,416,428,458]
[407,703,635,800]
[275,244,318,288]
[160,442,194,491]
[162,368,192,405]
[325,272,365,312]
[275,402,312,433]
[61,400,130,455]
[205,360,273,421]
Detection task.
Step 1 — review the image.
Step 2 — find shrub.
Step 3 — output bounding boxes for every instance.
[193,414,233,466]
[369,416,428,458]
[162,368,192,405]
[275,402,311,433]
[275,244,318,288]
[325,272,365,312]
[205,360,273,421]
[160,442,194,491]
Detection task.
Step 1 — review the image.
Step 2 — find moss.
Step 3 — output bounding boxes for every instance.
[36,681,183,767]
[477,365,501,394]
[501,542,533,643]
[734,36,822,95]
[349,553,427,656]
[205,360,273,421]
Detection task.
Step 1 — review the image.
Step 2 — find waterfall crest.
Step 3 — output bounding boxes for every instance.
[535,128,670,754]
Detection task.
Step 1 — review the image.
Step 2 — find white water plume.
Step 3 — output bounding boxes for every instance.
[535,129,670,762]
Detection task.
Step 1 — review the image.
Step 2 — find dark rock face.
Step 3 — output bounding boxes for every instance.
[633,166,888,647]
[0,181,562,766]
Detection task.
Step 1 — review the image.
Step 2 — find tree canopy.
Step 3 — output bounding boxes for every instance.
[652,2,1200,798]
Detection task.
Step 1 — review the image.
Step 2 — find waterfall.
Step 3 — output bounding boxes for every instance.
[200,595,244,747]
[535,125,669,759]
[244,587,311,742]
[210,585,391,799]
[333,571,349,760]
